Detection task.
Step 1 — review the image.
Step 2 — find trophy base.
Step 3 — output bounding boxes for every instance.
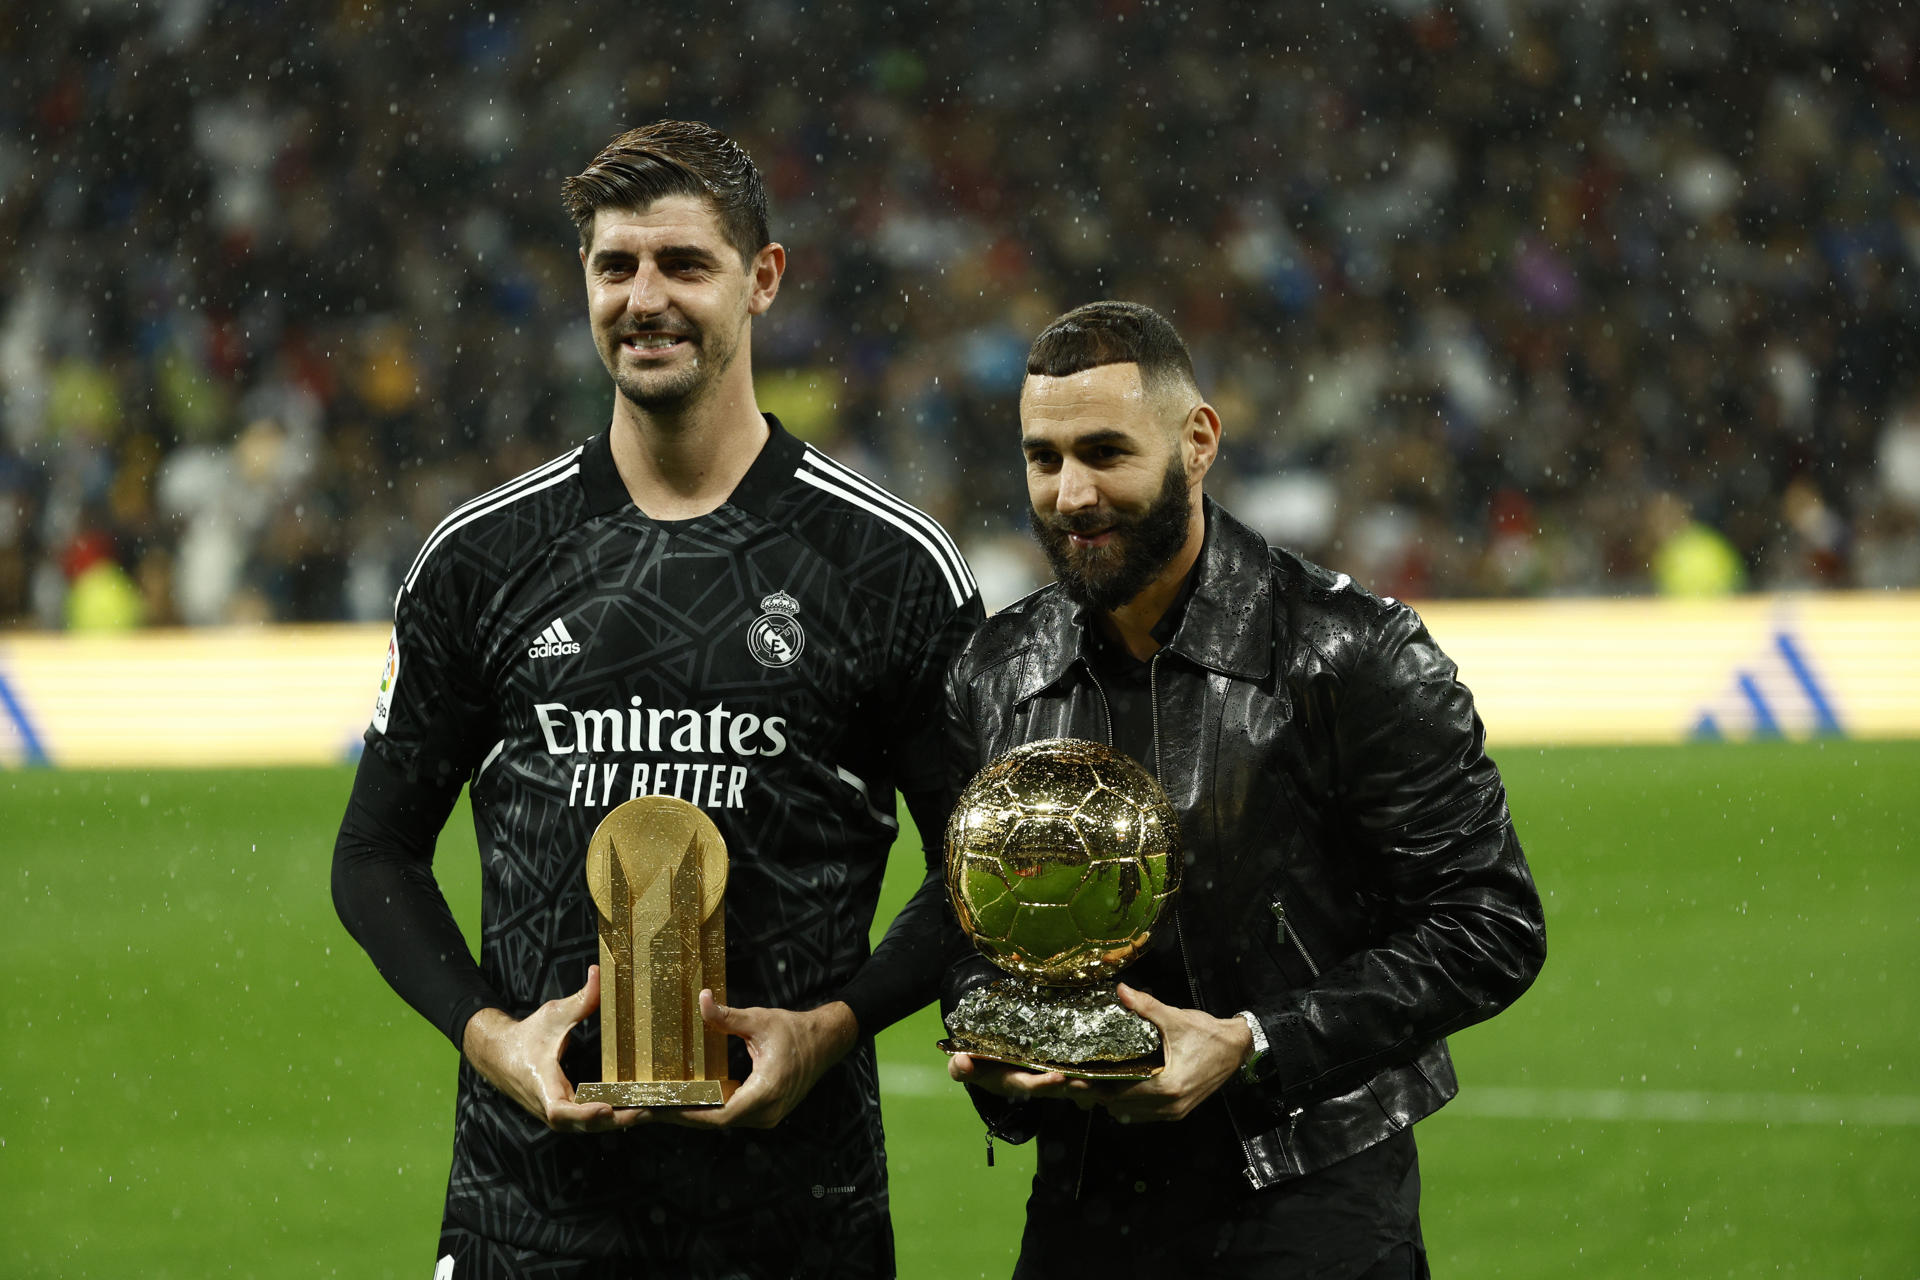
[576,1079,738,1108]
[941,978,1165,1080]
[937,1038,1162,1080]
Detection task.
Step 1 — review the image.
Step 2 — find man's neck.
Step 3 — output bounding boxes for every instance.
[608,386,768,520]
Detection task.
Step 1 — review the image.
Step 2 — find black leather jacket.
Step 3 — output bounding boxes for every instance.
[942,499,1547,1187]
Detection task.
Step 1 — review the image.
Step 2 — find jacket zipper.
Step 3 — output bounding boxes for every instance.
[1146,654,1265,1189]
[1270,896,1317,1154]
[1271,897,1323,979]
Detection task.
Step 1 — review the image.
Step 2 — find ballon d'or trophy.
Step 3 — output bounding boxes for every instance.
[941,738,1183,1078]
[575,796,738,1107]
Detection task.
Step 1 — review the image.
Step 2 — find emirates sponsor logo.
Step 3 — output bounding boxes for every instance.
[536,694,790,812]
[534,698,788,758]
[528,617,582,660]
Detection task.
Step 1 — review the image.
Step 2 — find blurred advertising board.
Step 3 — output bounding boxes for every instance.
[1,593,1917,768]
[1415,593,1920,745]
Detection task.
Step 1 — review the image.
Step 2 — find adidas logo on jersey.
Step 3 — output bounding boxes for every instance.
[528,618,582,660]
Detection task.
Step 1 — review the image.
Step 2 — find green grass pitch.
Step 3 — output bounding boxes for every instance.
[4,740,1916,1276]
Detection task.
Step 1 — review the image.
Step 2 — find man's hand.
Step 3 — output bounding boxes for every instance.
[1080,983,1253,1123]
[947,1051,1099,1108]
[661,993,859,1131]
[948,985,1253,1121]
[461,965,647,1133]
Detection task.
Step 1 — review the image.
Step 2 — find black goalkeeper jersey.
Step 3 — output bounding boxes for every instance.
[334,415,982,1268]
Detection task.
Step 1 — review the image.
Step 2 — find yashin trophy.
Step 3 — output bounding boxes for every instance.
[576,795,738,1107]
[942,737,1183,1077]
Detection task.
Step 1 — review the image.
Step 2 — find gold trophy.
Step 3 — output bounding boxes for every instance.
[576,796,738,1107]
[940,738,1183,1078]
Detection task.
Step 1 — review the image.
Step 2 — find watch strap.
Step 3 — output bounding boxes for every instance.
[1236,1009,1270,1083]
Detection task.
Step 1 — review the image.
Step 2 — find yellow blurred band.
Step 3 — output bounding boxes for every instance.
[2,592,1917,767]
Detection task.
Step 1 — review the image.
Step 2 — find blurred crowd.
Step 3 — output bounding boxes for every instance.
[2,0,1917,628]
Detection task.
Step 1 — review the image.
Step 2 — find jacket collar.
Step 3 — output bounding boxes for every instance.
[1015,496,1274,701]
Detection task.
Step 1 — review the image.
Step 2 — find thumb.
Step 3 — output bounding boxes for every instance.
[566,965,603,1020]
[699,988,746,1033]
[1114,982,1170,1025]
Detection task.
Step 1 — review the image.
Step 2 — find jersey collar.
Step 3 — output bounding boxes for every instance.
[579,413,806,521]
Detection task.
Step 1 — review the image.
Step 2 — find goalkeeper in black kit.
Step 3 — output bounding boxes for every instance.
[331,120,982,1279]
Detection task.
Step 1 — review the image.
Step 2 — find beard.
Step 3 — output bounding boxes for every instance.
[1030,454,1193,613]
[605,313,740,411]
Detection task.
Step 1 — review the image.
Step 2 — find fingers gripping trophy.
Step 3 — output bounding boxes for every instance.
[941,738,1183,1077]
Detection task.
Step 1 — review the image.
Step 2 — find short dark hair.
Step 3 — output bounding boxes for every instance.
[560,120,769,264]
[1025,301,1200,403]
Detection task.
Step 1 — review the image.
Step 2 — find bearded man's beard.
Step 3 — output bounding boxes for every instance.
[1030,455,1193,612]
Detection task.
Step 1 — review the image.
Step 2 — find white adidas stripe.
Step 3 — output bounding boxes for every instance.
[552,618,575,644]
[835,765,900,831]
[796,469,970,608]
[796,458,975,605]
[404,449,585,593]
[401,446,582,587]
[538,623,560,646]
[475,738,506,784]
[800,448,975,597]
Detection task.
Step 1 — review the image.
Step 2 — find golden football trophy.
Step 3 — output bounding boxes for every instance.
[575,796,737,1107]
[941,738,1183,1078]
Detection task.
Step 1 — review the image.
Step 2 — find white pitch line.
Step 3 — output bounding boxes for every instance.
[876,1066,1920,1127]
[1448,1086,1920,1128]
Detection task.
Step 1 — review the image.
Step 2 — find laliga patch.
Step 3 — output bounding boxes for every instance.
[747,590,805,669]
[372,629,399,733]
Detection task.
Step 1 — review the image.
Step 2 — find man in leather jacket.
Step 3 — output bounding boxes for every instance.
[943,301,1547,1278]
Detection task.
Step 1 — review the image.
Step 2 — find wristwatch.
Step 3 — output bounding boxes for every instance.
[1236,1010,1270,1083]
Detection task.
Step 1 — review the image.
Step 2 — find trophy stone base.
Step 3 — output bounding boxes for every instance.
[941,977,1163,1080]
[576,1079,737,1107]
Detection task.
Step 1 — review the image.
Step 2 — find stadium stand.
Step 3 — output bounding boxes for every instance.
[1,1,1915,626]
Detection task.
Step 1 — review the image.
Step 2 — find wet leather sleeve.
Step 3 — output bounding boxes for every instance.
[331,744,504,1049]
[1254,603,1547,1104]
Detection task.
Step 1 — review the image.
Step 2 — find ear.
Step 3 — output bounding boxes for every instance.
[1182,401,1221,483]
[747,242,786,316]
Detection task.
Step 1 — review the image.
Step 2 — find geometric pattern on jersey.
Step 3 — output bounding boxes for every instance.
[371,417,978,1263]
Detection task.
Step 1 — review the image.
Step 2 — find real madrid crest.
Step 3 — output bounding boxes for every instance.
[748,590,805,669]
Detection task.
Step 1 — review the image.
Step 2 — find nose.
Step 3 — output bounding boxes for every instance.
[1056,460,1099,514]
[625,263,665,315]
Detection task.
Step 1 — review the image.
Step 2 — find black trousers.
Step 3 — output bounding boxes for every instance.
[1011,1127,1427,1280]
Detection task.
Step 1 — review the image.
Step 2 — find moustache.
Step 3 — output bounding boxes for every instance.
[1041,509,1120,537]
